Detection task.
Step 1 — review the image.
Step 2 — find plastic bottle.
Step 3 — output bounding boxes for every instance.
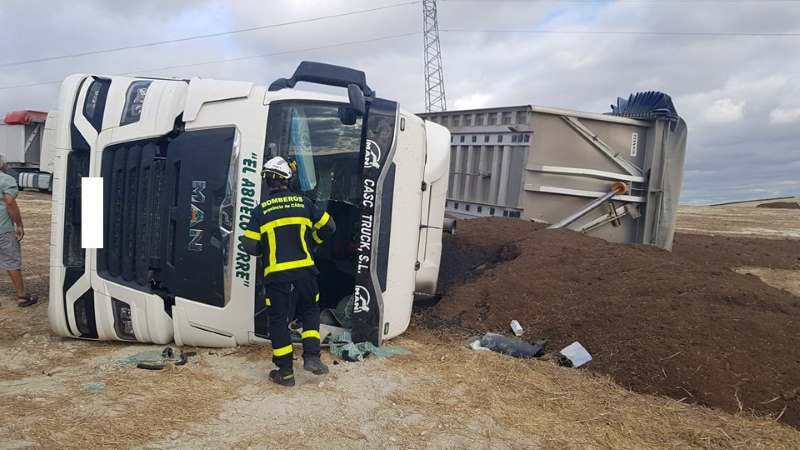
[510,320,524,336]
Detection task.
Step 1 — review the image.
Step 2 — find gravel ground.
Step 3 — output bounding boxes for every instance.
[1,192,799,449]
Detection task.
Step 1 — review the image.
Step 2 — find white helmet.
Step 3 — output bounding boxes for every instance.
[263,156,293,180]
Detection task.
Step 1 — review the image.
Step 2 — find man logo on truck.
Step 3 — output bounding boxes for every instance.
[364,139,381,169]
[353,284,371,313]
[188,180,207,252]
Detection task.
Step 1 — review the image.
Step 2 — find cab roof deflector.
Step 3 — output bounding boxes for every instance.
[268,61,375,99]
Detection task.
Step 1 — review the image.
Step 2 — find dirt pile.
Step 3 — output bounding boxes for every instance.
[758,201,800,209]
[673,233,800,270]
[432,218,800,427]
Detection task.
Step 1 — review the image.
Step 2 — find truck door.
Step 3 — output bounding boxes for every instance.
[265,61,403,346]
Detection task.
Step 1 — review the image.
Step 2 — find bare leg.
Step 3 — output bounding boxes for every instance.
[7,270,25,297]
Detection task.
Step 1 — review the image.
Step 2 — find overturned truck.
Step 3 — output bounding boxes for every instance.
[420,92,687,250]
[48,62,451,347]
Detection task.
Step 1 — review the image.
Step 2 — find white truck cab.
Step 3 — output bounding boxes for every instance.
[48,62,451,347]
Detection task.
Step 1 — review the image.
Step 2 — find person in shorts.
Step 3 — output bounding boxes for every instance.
[0,154,37,307]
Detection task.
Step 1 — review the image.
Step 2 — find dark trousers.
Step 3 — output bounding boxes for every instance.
[265,275,321,371]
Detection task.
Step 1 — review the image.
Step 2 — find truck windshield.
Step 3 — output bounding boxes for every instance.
[265,102,363,209]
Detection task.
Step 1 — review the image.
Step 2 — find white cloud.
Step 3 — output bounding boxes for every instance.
[452,92,493,110]
[552,50,597,70]
[700,98,745,125]
[769,107,800,125]
[0,0,798,203]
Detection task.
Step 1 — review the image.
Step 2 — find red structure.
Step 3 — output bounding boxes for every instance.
[3,110,48,125]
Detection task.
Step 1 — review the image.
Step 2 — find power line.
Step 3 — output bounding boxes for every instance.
[442,0,800,2]
[0,1,420,69]
[4,23,796,92]
[4,25,795,91]
[2,0,794,70]
[128,32,420,76]
[0,32,421,91]
[441,28,800,37]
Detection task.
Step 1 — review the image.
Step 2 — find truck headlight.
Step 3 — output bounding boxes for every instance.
[74,296,96,337]
[112,299,136,341]
[120,80,151,125]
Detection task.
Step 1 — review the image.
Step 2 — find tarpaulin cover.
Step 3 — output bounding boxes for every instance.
[328,330,409,361]
[609,91,679,121]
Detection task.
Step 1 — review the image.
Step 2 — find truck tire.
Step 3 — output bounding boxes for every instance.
[443,218,457,235]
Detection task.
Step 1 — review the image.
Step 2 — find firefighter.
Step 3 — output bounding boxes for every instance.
[239,156,336,386]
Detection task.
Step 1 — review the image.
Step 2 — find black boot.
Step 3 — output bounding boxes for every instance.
[269,369,295,386]
[303,356,329,375]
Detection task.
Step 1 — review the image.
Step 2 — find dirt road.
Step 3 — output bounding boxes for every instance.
[1,193,799,449]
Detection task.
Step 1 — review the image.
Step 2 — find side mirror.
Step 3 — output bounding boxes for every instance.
[338,107,358,126]
[347,84,366,116]
[268,78,292,92]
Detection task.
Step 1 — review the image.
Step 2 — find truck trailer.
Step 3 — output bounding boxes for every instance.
[47,62,451,348]
[420,94,688,250]
[0,110,54,191]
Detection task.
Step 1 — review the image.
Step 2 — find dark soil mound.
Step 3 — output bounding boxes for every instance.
[438,220,545,291]
[757,201,800,209]
[673,233,800,270]
[431,218,800,427]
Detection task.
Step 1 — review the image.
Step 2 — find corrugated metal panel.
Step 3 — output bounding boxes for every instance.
[420,102,687,249]
[423,106,536,218]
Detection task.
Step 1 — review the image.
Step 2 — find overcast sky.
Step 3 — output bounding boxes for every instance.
[1,0,798,204]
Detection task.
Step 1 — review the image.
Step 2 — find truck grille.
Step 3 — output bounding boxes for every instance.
[98,142,166,288]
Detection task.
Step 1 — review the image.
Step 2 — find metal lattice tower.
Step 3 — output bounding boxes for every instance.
[423,0,447,112]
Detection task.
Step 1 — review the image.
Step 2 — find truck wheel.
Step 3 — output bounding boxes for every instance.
[443,218,457,235]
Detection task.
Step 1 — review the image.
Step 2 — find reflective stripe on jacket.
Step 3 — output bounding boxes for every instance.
[241,189,335,282]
